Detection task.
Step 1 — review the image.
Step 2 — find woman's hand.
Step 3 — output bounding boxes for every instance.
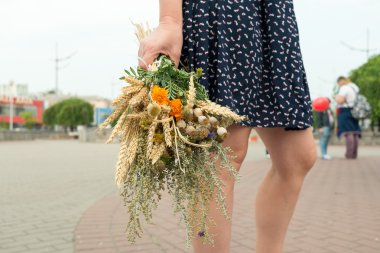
[138,19,183,69]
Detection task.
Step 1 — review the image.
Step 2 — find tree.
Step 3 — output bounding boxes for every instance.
[43,101,64,126]
[56,98,93,130]
[43,98,94,131]
[349,54,380,129]
[19,111,36,129]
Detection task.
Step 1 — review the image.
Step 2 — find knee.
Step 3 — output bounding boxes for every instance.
[274,146,317,181]
[301,146,317,174]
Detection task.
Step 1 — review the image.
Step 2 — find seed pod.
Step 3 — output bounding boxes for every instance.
[209,116,218,126]
[197,127,210,139]
[217,127,228,137]
[198,116,209,125]
[182,107,194,121]
[193,108,203,117]
[147,103,161,118]
[185,125,196,135]
[176,120,187,129]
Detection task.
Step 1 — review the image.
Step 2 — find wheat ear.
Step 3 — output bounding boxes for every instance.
[162,116,173,147]
[106,110,129,143]
[99,103,129,129]
[115,134,139,187]
[197,100,246,122]
[147,121,158,157]
[129,87,149,108]
[124,76,145,86]
[150,142,166,165]
[187,75,196,109]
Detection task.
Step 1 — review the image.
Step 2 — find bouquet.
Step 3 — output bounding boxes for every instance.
[100,25,245,246]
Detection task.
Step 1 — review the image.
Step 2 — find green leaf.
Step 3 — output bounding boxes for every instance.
[130,67,137,76]
[124,69,132,76]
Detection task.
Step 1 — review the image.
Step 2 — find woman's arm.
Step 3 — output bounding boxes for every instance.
[138,0,183,69]
[159,0,182,26]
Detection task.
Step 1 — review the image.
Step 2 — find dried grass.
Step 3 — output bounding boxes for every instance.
[133,22,153,43]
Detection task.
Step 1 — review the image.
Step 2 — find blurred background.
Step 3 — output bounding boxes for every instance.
[0,0,379,253]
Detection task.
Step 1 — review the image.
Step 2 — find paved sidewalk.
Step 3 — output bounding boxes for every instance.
[74,157,380,253]
[1,140,379,253]
[0,141,119,253]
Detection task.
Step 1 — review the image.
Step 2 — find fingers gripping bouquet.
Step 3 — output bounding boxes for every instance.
[100,25,245,246]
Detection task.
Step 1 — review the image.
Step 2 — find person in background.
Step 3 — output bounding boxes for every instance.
[315,98,334,160]
[335,76,361,159]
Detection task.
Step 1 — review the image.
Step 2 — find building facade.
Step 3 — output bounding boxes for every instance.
[0,96,44,125]
[0,82,44,127]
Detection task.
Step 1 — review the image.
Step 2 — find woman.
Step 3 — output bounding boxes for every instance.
[335,76,361,159]
[138,1,317,252]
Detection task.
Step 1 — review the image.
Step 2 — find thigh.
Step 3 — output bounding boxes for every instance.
[254,127,316,174]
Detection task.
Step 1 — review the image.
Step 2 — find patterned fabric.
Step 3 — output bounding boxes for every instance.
[179,0,313,129]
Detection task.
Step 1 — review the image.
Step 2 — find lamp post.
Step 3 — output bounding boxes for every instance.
[9,95,13,131]
[9,81,16,131]
[54,43,77,96]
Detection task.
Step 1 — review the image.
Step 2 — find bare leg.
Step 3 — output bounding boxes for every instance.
[192,125,251,253]
[254,128,317,253]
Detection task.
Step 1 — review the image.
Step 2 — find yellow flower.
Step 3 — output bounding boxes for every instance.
[169,99,183,120]
[151,85,169,105]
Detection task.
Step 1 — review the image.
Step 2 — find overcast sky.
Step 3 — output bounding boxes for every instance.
[0,0,379,99]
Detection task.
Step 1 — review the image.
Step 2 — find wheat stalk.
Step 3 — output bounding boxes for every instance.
[147,121,158,157]
[115,135,139,187]
[115,141,129,187]
[99,103,129,129]
[126,112,147,120]
[114,119,141,186]
[106,110,129,143]
[122,84,144,94]
[162,116,173,147]
[197,100,246,122]
[150,142,166,165]
[124,76,145,86]
[187,75,196,109]
[129,87,149,108]
[112,93,131,107]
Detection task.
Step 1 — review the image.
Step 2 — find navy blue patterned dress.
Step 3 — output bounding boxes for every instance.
[180,0,313,130]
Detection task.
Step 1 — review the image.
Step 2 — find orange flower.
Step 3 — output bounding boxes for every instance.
[169,99,183,120]
[151,85,169,105]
